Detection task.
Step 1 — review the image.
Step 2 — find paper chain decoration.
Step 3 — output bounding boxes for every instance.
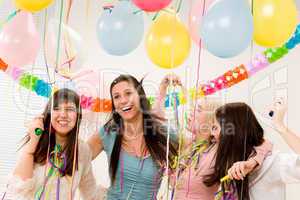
[1,24,299,113]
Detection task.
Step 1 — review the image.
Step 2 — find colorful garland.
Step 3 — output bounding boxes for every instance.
[1,24,299,113]
[191,24,300,98]
[0,58,8,71]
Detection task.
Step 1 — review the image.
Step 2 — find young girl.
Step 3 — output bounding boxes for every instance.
[171,98,272,200]
[207,102,300,200]
[8,88,106,200]
[87,75,178,200]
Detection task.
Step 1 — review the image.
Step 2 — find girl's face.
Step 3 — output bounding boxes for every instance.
[195,103,210,124]
[51,101,78,135]
[188,101,216,137]
[111,81,141,122]
[211,121,221,143]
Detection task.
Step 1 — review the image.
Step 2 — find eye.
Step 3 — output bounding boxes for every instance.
[66,107,76,112]
[125,91,132,95]
[53,107,60,111]
[113,95,120,100]
[212,125,218,131]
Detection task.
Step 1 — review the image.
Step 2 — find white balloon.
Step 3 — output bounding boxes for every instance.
[45,19,87,76]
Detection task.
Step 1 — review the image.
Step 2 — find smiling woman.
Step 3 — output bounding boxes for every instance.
[87,74,178,200]
[7,88,107,200]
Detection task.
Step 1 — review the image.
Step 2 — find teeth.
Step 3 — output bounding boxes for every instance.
[122,106,131,112]
[58,121,68,125]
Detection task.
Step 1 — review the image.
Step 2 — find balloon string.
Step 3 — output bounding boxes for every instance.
[0,9,20,29]
[133,9,143,14]
[42,9,56,86]
[65,0,73,23]
[193,0,206,140]
[152,11,160,21]
[64,0,75,76]
[176,0,183,13]
[188,0,207,196]
[55,0,64,72]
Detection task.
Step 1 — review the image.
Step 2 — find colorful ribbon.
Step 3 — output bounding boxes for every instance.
[35,145,66,200]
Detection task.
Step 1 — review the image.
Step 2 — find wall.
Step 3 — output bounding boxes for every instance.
[0,0,299,199]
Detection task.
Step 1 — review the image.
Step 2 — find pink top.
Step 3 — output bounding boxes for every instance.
[174,140,273,200]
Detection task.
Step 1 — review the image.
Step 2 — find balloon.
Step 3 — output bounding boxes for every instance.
[132,0,172,12]
[189,0,215,45]
[0,11,40,66]
[96,1,144,56]
[45,19,86,77]
[296,0,300,10]
[145,11,191,69]
[14,0,54,12]
[201,0,253,58]
[253,0,298,47]
[72,69,101,97]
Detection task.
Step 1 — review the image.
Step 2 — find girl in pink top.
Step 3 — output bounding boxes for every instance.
[154,75,272,200]
[172,99,272,200]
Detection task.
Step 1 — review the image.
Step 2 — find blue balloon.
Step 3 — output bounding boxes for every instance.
[200,0,253,58]
[96,1,144,56]
[296,0,300,10]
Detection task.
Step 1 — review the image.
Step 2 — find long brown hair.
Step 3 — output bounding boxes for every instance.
[204,102,264,200]
[22,88,82,177]
[105,74,178,183]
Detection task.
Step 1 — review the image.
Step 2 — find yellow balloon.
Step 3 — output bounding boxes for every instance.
[253,0,298,47]
[15,0,54,12]
[146,11,191,69]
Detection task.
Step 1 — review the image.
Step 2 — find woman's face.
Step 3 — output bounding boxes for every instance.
[188,101,215,137]
[111,81,141,122]
[211,121,221,143]
[51,101,78,135]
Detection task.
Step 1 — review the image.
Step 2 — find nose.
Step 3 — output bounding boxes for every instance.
[119,95,129,105]
[58,109,68,117]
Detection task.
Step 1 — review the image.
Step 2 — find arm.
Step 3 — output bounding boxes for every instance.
[271,100,300,154]
[278,153,300,184]
[87,130,104,160]
[152,74,185,119]
[276,126,300,154]
[13,116,44,180]
[79,143,107,200]
[227,139,273,180]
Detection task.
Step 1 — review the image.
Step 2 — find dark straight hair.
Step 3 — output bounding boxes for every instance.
[204,102,264,200]
[21,88,82,177]
[104,74,178,183]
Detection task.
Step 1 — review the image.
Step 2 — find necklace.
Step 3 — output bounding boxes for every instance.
[122,136,148,158]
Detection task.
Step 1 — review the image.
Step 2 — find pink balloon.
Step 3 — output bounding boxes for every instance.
[72,69,101,97]
[189,0,216,46]
[0,11,40,66]
[132,0,172,12]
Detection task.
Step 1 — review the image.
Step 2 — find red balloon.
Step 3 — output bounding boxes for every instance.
[132,0,172,12]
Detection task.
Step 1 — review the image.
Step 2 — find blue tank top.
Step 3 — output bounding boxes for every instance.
[99,127,163,200]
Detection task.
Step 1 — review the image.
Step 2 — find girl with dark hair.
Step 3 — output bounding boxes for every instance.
[170,99,271,200]
[9,88,106,200]
[206,102,300,200]
[88,74,178,200]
